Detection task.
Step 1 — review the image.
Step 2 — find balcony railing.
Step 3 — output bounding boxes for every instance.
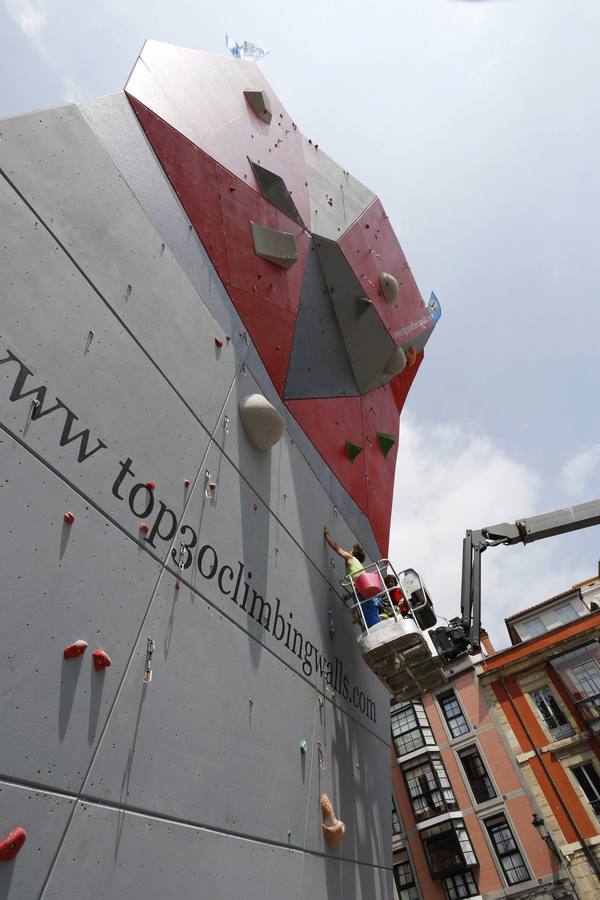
[575,693,600,730]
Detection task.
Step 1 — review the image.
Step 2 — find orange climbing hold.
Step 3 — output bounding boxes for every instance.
[92,649,111,671]
[0,827,26,862]
[139,522,149,534]
[320,794,346,850]
[63,640,88,660]
[63,511,75,525]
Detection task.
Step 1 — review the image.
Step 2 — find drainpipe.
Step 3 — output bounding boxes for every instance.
[500,677,600,885]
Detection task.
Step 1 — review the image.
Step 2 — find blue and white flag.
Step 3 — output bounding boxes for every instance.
[226,35,270,61]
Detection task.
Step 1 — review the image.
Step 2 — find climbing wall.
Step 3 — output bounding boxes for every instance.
[0,41,436,900]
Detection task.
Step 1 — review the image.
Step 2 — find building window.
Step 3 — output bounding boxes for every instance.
[438,692,470,738]
[458,746,496,803]
[550,642,600,727]
[530,686,575,741]
[393,851,419,900]
[443,871,479,899]
[391,700,435,757]
[403,754,458,822]
[486,815,529,886]
[392,797,403,836]
[420,820,477,878]
[571,763,600,817]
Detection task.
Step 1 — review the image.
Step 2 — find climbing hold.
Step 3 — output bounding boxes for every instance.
[250,221,298,269]
[139,522,149,535]
[63,511,75,525]
[328,609,336,639]
[214,337,224,348]
[239,394,285,450]
[318,696,324,708]
[317,740,325,769]
[0,827,26,862]
[225,335,231,342]
[320,794,346,850]
[243,89,272,124]
[345,441,363,463]
[376,432,396,458]
[380,272,399,304]
[92,649,111,672]
[145,482,156,490]
[143,637,155,684]
[299,740,308,753]
[184,479,191,488]
[63,639,88,660]
[287,829,292,838]
[383,346,407,376]
[175,581,180,591]
[204,470,217,500]
[405,345,417,367]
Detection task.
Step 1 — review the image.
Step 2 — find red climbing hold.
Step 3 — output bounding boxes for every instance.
[184,479,191,488]
[92,649,111,671]
[146,482,156,490]
[0,827,26,862]
[63,511,75,525]
[63,640,88,660]
[139,522,149,534]
[225,335,231,342]
[214,337,224,348]
[175,581,181,591]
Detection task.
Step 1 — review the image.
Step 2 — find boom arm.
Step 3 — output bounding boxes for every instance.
[432,499,600,661]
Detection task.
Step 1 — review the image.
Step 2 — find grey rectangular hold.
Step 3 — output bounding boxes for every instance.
[250,220,298,269]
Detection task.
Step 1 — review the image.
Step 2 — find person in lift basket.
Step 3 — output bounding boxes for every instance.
[323,528,381,627]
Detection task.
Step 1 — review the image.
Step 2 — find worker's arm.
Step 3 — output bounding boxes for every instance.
[324,527,353,561]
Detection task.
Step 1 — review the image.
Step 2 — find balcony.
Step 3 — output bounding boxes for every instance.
[549,641,600,732]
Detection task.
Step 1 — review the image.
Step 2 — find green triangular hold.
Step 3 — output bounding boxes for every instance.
[345,440,363,463]
[376,432,396,458]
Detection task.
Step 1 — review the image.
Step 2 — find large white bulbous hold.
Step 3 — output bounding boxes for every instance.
[383,346,407,376]
[239,394,285,450]
[380,272,399,303]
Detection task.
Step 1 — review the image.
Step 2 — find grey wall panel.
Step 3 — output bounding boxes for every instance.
[0,781,75,900]
[0,104,240,434]
[285,240,359,400]
[159,440,390,744]
[300,854,392,900]
[43,800,304,900]
[303,703,391,866]
[79,93,248,349]
[0,435,162,792]
[303,139,376,242]
[212,365,363,597]
[315,238,396,394]
[0,179,213,561]
[84,566,388,865]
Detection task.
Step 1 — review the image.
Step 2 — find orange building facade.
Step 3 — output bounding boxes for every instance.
[390,570,600,900]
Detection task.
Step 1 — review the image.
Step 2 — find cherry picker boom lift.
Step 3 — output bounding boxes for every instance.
[345,499,600,700]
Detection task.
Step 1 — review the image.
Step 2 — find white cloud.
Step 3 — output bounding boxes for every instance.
[389,417,588,650]
[4,0,46,34]
[562,444,600,498]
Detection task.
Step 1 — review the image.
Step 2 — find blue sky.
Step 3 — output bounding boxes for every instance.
[1,0,599,646]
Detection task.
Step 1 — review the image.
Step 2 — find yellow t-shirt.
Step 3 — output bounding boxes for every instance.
[345,556,363,582]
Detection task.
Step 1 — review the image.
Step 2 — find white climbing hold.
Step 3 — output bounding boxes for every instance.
[380,272,399,304]
[239,394,285,450]
[383,345,407,376]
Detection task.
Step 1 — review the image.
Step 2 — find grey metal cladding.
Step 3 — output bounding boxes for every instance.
[285,241,359,399]
[249,158,304,226]
[0,782,75,900]
[250,220,299,269]
[0,435,162,792]
[303,137,377,241]
[300,854,392,900]
[0,179,212,559]
[314,238,396,393]
[79,93,248,351]
[0,102,240,433]
[43,800,304,900]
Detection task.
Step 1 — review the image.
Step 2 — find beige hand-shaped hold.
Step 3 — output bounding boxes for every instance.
[320,793,346,849]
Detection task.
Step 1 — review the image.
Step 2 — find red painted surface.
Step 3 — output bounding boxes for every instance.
[92,649,112,672]
[390,352,423,412]
[0,827,26,862]
[63,640,88,660]
[286,396,368,514]
[338,200,433,347]
[128,97,310,394]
